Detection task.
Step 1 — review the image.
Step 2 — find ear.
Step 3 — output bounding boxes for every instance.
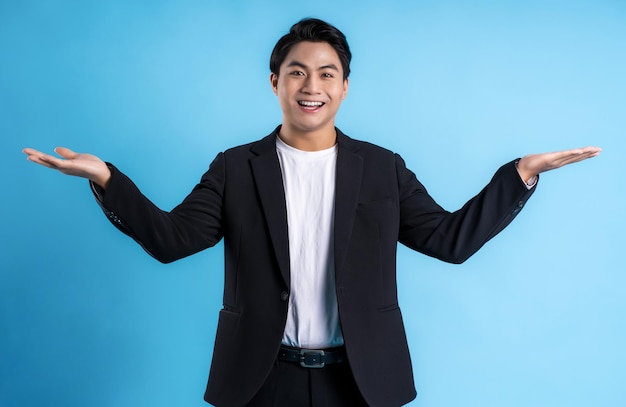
[270,73,279,95]
[342,78,349,100]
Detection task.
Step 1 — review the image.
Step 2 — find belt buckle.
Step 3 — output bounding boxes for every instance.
[299,349,325,368]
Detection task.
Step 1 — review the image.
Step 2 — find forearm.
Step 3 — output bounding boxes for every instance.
[92,161,224,263]
[399,159,535,264]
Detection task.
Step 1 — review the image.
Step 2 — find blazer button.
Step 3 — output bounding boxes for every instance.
[280,291,289,301]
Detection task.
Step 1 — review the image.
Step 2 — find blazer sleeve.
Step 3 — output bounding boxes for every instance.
[90,153,226,263]
[396,155,536,264]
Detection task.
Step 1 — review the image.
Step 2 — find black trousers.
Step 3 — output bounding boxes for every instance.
[243,358,369,407]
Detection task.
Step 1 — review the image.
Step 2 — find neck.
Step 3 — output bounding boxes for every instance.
[278,123,337,151]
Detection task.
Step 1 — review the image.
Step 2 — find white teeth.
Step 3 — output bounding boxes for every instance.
[299,101,324,107]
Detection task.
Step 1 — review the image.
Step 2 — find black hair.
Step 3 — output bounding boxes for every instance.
[270,18,352,80]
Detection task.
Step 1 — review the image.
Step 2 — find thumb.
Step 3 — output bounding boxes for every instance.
[54,147,78,159]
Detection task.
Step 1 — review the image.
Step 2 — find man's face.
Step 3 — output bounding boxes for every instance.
[271,41,348,137]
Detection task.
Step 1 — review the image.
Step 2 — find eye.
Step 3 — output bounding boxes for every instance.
[321,72,334,78]
[290,70,305,76]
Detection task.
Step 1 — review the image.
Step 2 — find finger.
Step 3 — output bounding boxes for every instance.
[580,146,602,154]
[23,148,51,164]
[25,153,61,169]
[54,146,78,160]
[549,147,601,161]
[36,152,70,169]
[22,147,44,156]
[552,151,601,167]
[23,148,64,165]
[557,146,602,157]
[570,152,600,163]
[564,149,602,161]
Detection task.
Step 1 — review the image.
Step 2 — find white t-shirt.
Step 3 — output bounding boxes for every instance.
[276,136,344,349]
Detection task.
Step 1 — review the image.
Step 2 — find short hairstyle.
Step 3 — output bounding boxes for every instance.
[270,18,352,80]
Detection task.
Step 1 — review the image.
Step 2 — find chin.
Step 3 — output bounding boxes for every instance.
[297,119,332,132]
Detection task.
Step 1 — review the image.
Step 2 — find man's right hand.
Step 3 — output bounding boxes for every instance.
[22,147,112,189]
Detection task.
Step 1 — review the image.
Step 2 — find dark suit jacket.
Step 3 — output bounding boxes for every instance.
[95,126,535,407]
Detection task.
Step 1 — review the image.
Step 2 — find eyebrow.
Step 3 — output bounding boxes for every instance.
[286,60,340,71]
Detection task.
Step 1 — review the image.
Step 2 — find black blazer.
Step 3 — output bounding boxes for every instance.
[95,127,535,407]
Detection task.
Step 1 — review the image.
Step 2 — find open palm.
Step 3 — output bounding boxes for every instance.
[22,147,111,188]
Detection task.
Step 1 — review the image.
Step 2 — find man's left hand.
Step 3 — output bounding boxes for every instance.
[516,146,602,183]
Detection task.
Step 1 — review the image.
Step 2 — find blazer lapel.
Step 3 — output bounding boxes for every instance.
[250,130,291,288]
[334,130,364,278]
[248,128,363,287]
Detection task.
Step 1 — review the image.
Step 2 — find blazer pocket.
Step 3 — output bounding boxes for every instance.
[377,303,400,313]
[220,305,241,316]
[357,197,394,208]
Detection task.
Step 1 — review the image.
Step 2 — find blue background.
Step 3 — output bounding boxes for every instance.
[2,1,625,406]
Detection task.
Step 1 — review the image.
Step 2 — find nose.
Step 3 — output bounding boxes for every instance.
[301,75,321,94]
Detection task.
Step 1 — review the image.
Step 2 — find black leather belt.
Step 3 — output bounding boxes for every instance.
[278,345,346,368]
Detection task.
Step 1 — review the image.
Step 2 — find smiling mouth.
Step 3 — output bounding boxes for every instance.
[298,100,325,108]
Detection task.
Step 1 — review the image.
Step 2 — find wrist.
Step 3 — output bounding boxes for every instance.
[515,158,538,187]
[91,166,112,190]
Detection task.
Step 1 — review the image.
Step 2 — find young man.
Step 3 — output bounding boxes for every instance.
[23,18,600,407]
